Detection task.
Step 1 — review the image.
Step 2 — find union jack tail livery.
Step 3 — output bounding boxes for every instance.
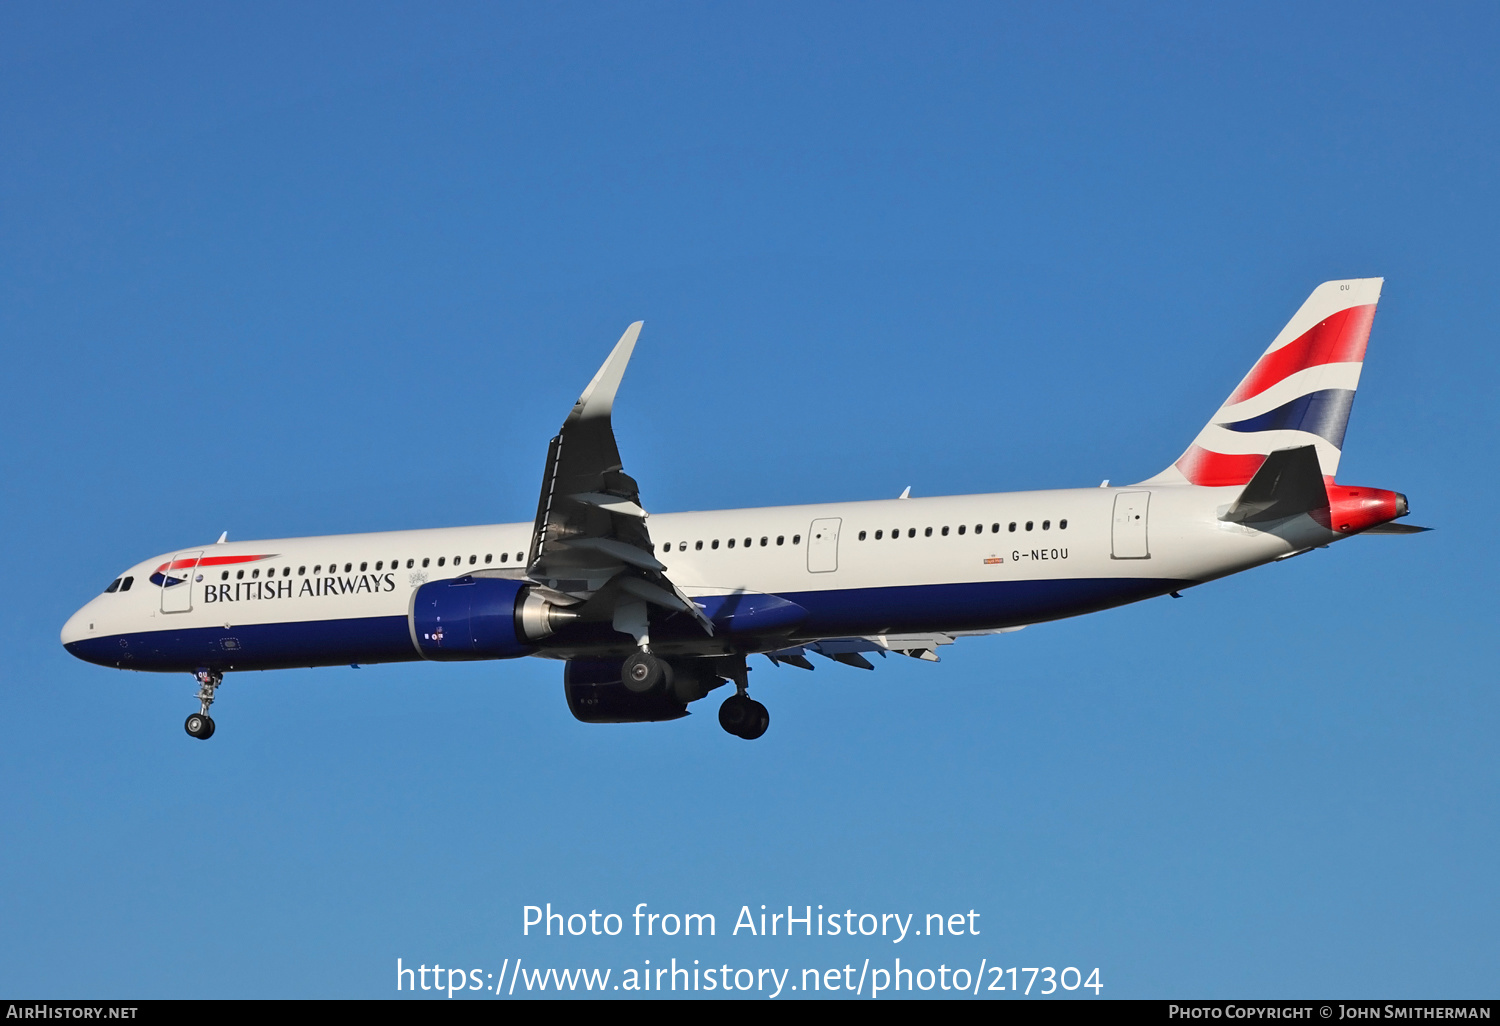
[1151,278,1382,487]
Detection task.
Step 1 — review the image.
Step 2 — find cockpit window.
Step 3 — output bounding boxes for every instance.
[119,576,134,592]
[104,578,121,594]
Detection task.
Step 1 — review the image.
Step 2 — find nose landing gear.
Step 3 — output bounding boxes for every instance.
[185,668,222,740]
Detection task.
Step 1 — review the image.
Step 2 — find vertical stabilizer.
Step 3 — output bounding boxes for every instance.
[1145,278,1383,486]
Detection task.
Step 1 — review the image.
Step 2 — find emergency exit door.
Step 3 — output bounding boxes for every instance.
[807,518,841,573]
[1110,493,1151,559]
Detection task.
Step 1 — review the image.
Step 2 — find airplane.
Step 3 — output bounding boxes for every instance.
[61,278,1428,741]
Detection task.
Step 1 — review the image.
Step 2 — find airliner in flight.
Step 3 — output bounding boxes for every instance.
[62,278,1426,741]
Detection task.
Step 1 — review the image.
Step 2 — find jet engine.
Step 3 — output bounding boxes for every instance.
[411,576,578,660]
[564,657,691,723]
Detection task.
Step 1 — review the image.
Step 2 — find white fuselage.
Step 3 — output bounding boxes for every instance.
[61,483,1332,673]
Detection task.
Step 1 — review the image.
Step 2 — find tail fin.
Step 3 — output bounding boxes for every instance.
[1146,277,1383,486]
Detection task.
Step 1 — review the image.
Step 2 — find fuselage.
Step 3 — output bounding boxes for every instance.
[61,482,1334,674]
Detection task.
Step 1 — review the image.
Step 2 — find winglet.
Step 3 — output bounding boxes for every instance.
[571,322,642,422]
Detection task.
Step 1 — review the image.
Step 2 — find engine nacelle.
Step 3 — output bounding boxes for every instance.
[410,576,577,661]
[564,658,689,723]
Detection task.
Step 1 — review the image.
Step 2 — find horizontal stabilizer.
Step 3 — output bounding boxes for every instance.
[1221,445,1328,524]
[1359,522,1433,535]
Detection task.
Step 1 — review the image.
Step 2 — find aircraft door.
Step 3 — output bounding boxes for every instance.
[1110,493,1151,559]
[159,550,204,613]
[807,518,841,573]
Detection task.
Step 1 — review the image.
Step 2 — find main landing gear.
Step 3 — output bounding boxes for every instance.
[621,650,672,693]
[719,693,769,740]
[619,650,770,739]
[717,659,768,741]
[185,668,222,740]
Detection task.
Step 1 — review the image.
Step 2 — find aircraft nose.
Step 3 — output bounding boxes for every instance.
[60,602,99,651]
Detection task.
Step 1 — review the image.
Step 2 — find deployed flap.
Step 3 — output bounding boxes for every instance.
[527,323,713,637]
[1220,444,1329,524]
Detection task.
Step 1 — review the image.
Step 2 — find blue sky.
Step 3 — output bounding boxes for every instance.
[1,1,1496,998]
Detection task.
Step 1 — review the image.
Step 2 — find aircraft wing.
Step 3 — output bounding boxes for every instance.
[526,323,713,638]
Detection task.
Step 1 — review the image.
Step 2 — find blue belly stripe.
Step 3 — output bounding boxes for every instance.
[65,615,418,673]
[66,576,1185,673]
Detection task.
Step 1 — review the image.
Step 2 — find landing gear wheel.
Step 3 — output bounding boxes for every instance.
[719,693,751,734]
[621,651,670,694]
[184,713,215,740]
[187,668,223,739]
[741,699,769,740]
[718,694,769,739]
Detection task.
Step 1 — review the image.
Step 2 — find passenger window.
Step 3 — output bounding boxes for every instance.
[712,539,720,549]
[776,536,784,546]
[105,578,121,593]
[728,538,736,548]
[1060,519,1068,529]
[859,531,867,541]
[744,537,751,548]
[925,527,932,537]
[484,554,492,564]
[908,528,916,538]
[992,524,1000,533]
[942,526,949,536]
[438,557,446,567]
[1025,522,1033,531]
[345,563,353,572]
[252,569,260,578]
[875,530,883,540]
[221,571,229,581]
[662,543,670,553]
[792,535,801,544]
[517,553,524,561]
[958,525,966,535]
[375,561,383,571]
[360,562,368,572]
[695,541,703,550]
[1042,520,1051,530]
[680,542,687,552]
[500,552,508,563]
[120,576,133,591]
[298,566,306,575]
[469,555,477,564]
[1009,522,1017,532]
[313,566,320,574]
[284,567,291,577]
[760,537,768,546]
